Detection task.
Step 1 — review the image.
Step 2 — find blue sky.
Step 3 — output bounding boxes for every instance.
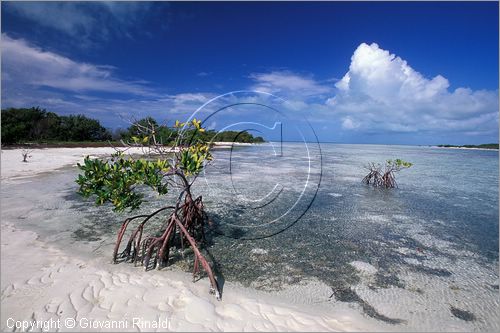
[1,1,498,144]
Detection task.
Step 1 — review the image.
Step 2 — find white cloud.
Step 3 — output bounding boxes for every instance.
[249,71,331,97]
[329,43,498,135]
[1,89,214,130]
[0,34,213,127]
[341,117,359,130]
[5,2,94,37]
[69,93,214,127]
[3,2,167,46]
[1,34,156,96]
[169,93,210,105]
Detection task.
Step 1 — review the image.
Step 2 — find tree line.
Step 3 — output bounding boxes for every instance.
[1,107,265,145]
[437,144,499,150]
[118,117,264,145]
[1,107,111,144]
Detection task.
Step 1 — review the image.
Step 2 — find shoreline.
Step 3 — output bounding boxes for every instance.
[0,143,257,181]
[0,141,260,150]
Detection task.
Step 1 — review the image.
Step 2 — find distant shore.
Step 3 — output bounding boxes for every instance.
[432,145,499,151]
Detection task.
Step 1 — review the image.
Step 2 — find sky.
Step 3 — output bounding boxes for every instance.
[1,1,498,145]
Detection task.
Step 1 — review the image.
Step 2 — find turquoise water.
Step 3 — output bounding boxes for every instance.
[204,143,499,261]
[1,143,498,328]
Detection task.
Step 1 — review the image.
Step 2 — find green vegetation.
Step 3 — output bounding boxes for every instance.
[76,117,212,212]
[116,116,174,144]
[1,107,111,145]
[76,142,211,212]
[1,107,265,146]
[208,130,265,143]
[77,153,170,211]
[120,116,264,144]
[437,143,499,150]
[363,159,413,188]
[76,118,221,298]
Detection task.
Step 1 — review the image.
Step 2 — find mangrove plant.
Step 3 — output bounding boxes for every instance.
[362,159,412,188]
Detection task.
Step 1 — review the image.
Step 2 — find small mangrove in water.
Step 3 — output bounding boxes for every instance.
[362,159,412,188]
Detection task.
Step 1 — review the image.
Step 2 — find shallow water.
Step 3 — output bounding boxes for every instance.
[1,143,498,330]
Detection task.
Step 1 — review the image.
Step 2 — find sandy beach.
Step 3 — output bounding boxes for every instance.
[1,147,123,181]
[1,147,389,332]
[1,223,379,332]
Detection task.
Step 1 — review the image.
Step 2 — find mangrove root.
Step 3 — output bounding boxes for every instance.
[112,193,221,300]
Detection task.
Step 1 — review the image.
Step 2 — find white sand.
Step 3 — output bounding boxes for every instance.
[2,223,383,332]
[0,144,256,181]
[0,148,385,332]
[1,147,125,181]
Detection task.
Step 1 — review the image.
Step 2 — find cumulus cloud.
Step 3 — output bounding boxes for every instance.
[329,43,498,135]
